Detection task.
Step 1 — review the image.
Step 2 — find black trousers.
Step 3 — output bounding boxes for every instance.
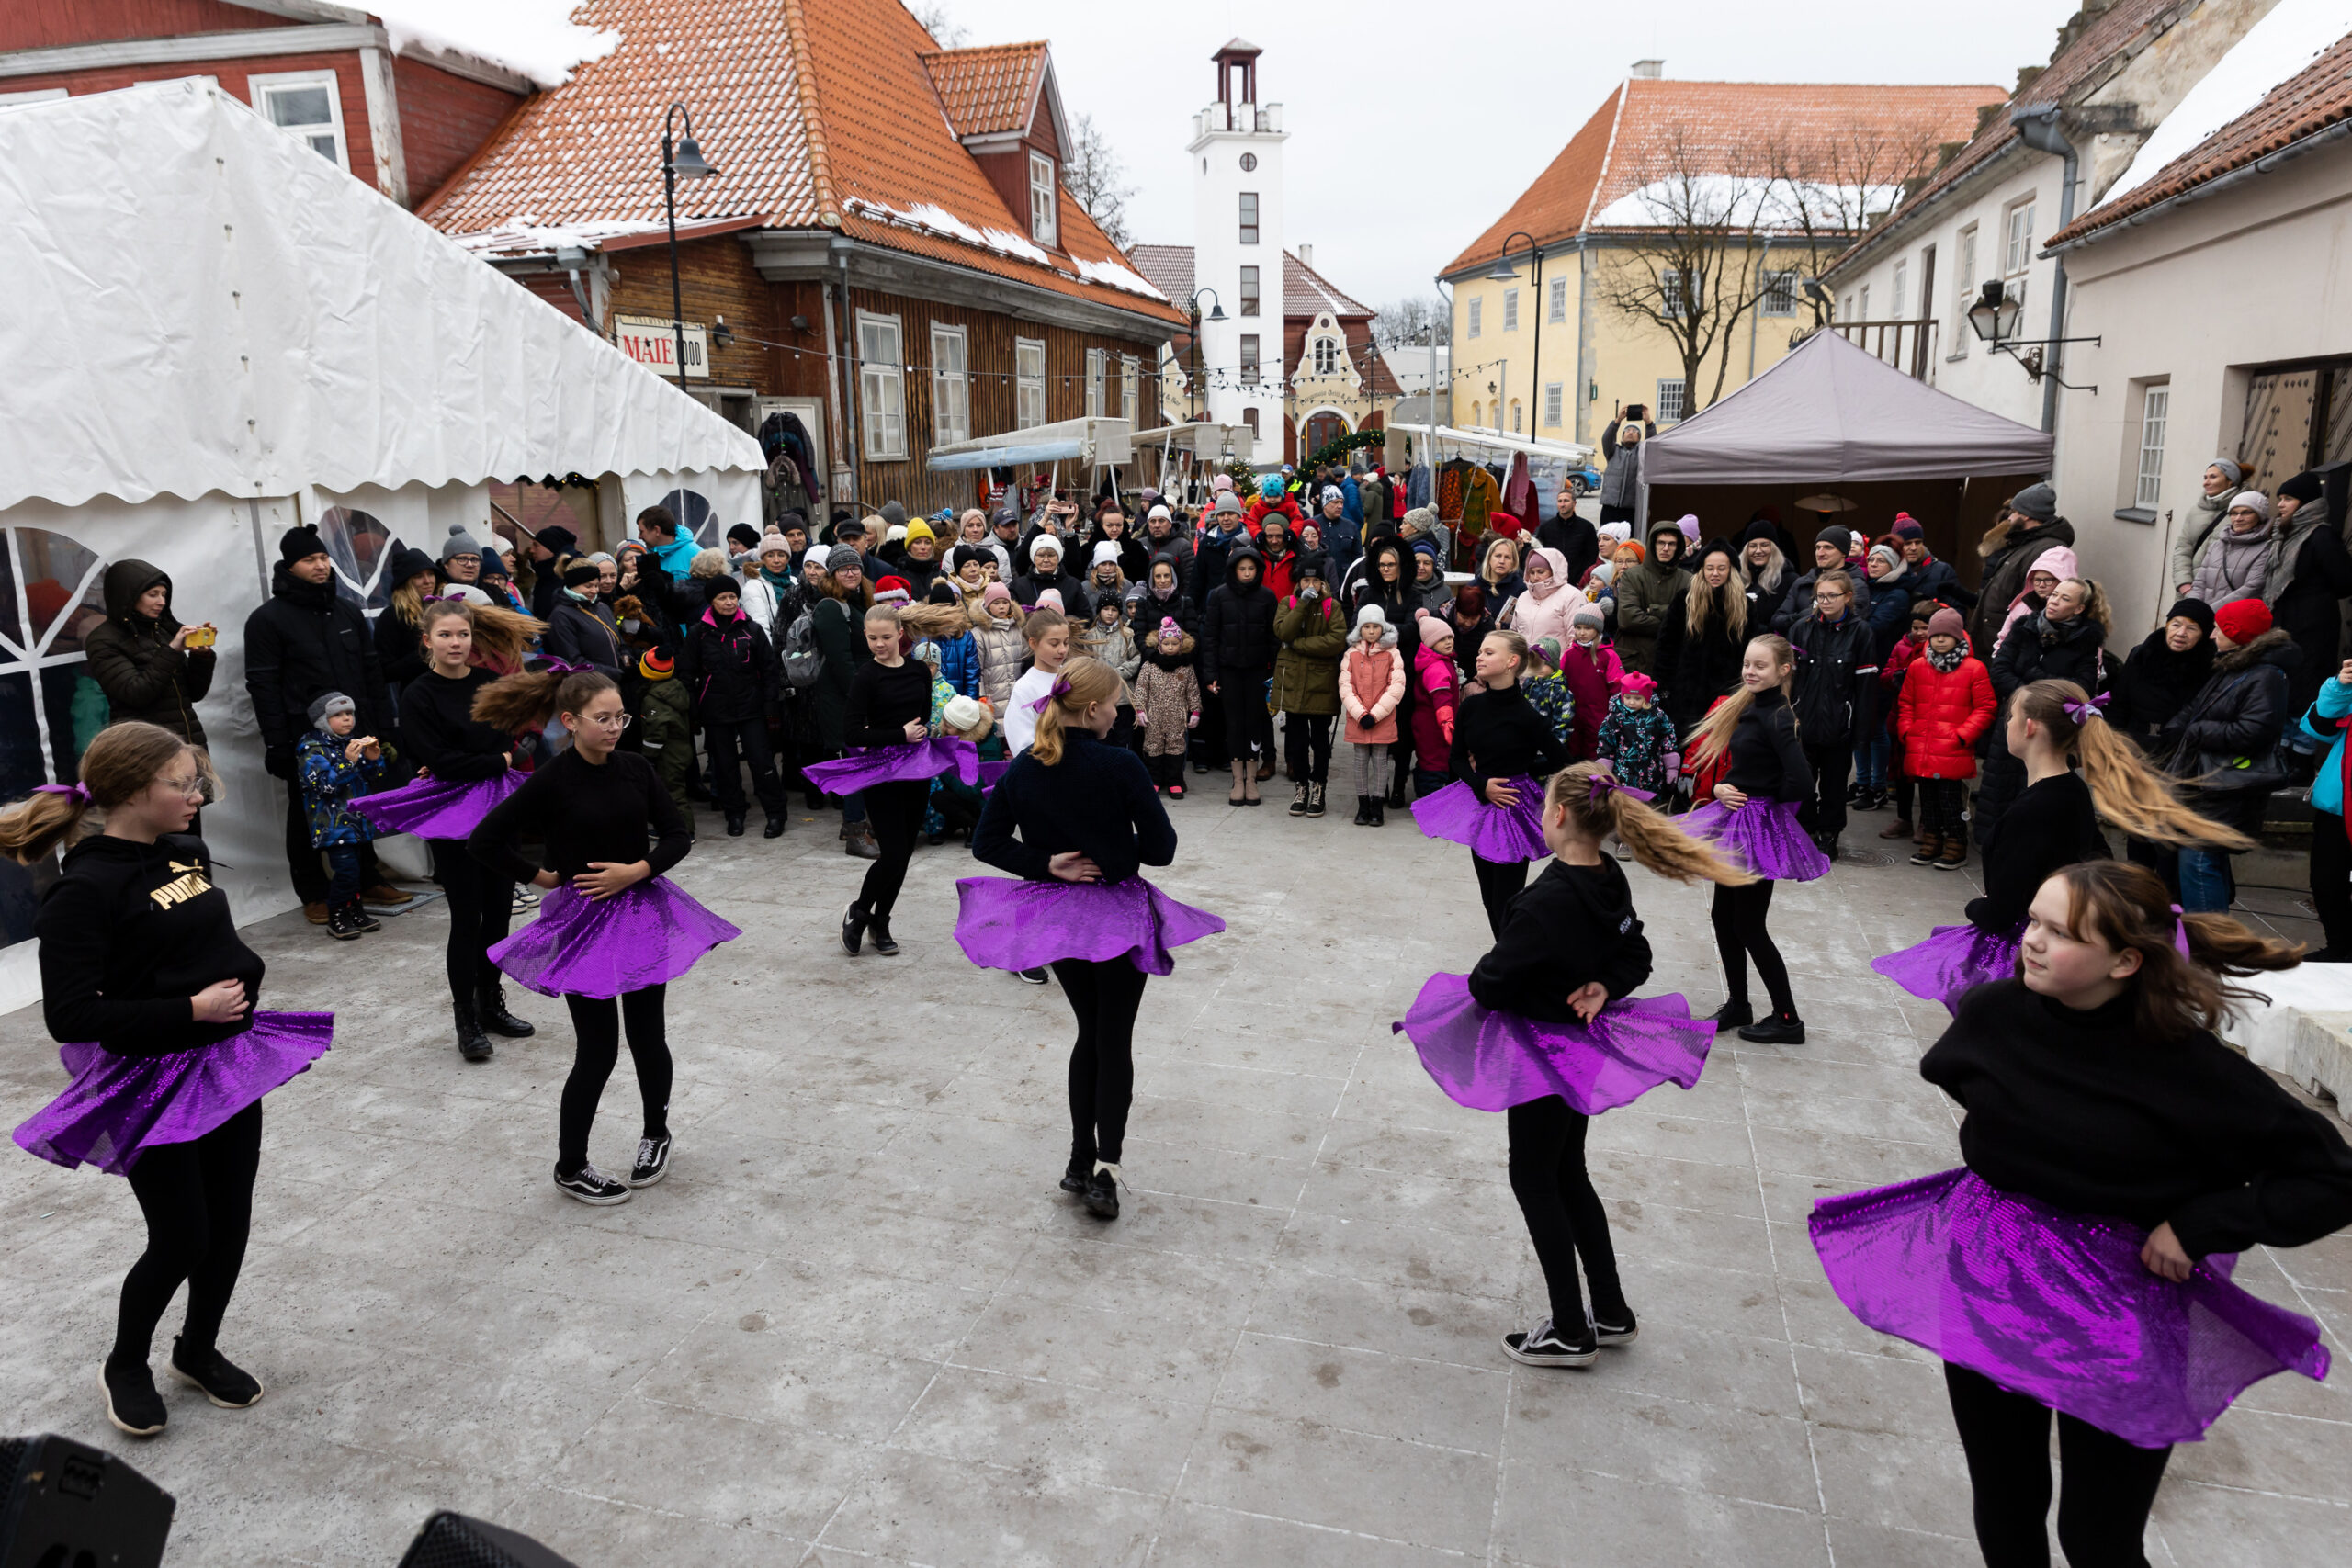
[284,785,375,904]
[1919,778,1968,840]
[1801,740,1855,839]
[117,1099,262,1367]
[1891,770,1917,823]
[1216,669,1270,762]
[857,779,930,917]
[2313,810,2352,951]
[1712,879,1796,1016]
[432,840,513,1003]
[706,715,784,817]
[1507,1094,1624,1330]
[1054,957,1150,1168]
[1474,852,1531,939]
[1283,713,1333,784]
[1944,1362,2171,1567]
[558,985,671,1173]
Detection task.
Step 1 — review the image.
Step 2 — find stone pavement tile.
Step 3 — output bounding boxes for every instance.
[379,1279,703,1388]
[635,1318,942,1442]
[551,1392,872,1538]
[695,1084,919,1151]
[1317,1114,1510,1182]
[1177,1413,1495,1554]
[1152,1023,1368,1080]
[1614,1254,1787,1343]
[1601,1199,1779,1276]
[1757,1170,1862,1226]
[1572,1325,1806,1419]
[891,1364,1205,1495]
[1747,1124,1951,1188]
[1213,1329,1510,1453]
[1585,1108,1758,1168]
[1591,1148,1768,1218]
[1809,1425,1973,1538]
[594,1134,861,1252]
[1489,1463,1830,1568]
[1144,1501,1465,1567]
[1174,996,1383,1060]
[1119,1134,1312,1211]
[1733,1051,1951,1111]
[1274,1208,1524,1300]
[769,1201,1035,1294]
[1740,1082,1957,1146]
[255,1348,631,1480]
[740,1256,993,1347]
[1334,1076,1501,1137]
[1822,1518,1984,1565]
[1242,1261,1518,1366]
[952,1288,1241,1405]
[2272,1230,2352,1292]
[2150,1477,2352,1566]
[1776,1270,1939,1361]
[299,1189,546,1282]
[2169,1404,2352,1504]
[1046,1184,1292,1263]
[1143,1057,1353,1121]
[490,1221,762,1314]
[481,1483,813,1568]
[1506,1381,1822,1511]
[1293,1157,1525,1239]
[1792,1343,1957,1438]
[816,1448,1161,1567]
[157,1428,509,1567]
[1124,1090,1336,1162]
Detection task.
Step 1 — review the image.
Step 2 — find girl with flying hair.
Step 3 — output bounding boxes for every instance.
[1396,762,1751,1367]
[1873,678,2253,1014]
[1412,628,1572,937]
[956,657,1224,1221]
[1814,860,2352,1567]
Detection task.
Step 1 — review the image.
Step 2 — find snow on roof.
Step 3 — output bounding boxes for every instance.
[450,220,673,256]
[844,196,1052,267]
[372,0,620,90]
[1589,175,1906,231]
[1072,254,1170,302]
[2103,0,2352,205]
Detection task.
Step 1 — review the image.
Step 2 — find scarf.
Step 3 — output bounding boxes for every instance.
[1926,643,1965,674]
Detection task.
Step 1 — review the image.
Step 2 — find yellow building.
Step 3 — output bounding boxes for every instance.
[1441,64,1996,447]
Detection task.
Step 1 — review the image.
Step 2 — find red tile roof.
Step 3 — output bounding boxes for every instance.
[920,40,1048,138]
[2049,28,2352,246]
[1125,245,1374,320]
[1442,78,1999,276]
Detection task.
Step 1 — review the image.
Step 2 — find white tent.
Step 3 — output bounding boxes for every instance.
[0,81,764,1008]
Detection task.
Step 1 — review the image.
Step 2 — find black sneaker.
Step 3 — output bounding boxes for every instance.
[1503,1317,1599,1367]
[841,900,867,956]
[1738,1011,1807,1044]
[553,1162,631,1205]
[628,1135,672,1188]
[1059,1158,1089,1195]
[99,1360,166,1436]
[170,1337,264,1408]
[1710,999,1753,1030]
[1288,784,1310,817]
[868,916,900,957]
[1015,966,1049,985]
[726,814,747,837]
[763,816,786,839]
[1591,1309,1640,1348]
[326,903,362,942]
[347,901,382,933]
[1083,1164,1120,1219]
[1306,782,1326,818]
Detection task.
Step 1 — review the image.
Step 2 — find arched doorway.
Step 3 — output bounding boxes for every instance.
[1301,410,1350,459]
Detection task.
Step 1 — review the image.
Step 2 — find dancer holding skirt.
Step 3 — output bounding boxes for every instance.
[469,670,739,1205]
[1396,763,1751,1365]
[1814,861,2352,1566]
[1415,629,1571,936]
[958,657,1224,1219]
[6,722,333,1437]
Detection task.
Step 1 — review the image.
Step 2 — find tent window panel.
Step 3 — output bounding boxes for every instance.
[317,506,396,615]
[0,525,109,840]
[2137,387,2170,509]
[1015,338,1046,429]
[1656,378,1687,423]
[858,313,906,461]
[931,323,970,446]
[660,489,718,547]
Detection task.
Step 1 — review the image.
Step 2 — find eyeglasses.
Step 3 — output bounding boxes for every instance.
[161,775,207,800]
[575,712,633,730]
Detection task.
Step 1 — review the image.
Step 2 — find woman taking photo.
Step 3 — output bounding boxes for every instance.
[8,722,333,1436]
[84,560,217,749]
[1978,573,2107,846]
[1415,630,1571,935]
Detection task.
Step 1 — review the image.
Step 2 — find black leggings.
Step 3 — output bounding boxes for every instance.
[432,839,514,1002]
[1712,878,1796,1015]
[1507,1095,1623,1329]
[1217,669,1269,761]
[1053,957,1149,1168]
[858,779,931,917]
[116,1099,262,1368]
[1474,853,1531,939]
[558,986,672,1173]
[1944,1362,2172,1567]
[1283,712,1333,784]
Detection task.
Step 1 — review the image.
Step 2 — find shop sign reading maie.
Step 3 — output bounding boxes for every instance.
[614,316,709,379]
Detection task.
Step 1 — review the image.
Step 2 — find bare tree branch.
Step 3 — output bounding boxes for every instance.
[908,1,968,47]
[1372,294,1448,349]
[1063,112,1136,249]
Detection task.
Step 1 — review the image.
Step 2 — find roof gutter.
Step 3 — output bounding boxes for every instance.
[2011,105,2075,435]
[2047,115,2352,254]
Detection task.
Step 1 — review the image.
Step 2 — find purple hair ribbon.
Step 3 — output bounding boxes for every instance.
[1027,675,1074,715]
[1589,773,1655,806]
[2167,904,2194,961]
[32,782,90,806]
[2063,692,2111,724]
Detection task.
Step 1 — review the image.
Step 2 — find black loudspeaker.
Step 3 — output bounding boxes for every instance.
[0,1433,175,1568]
[396,1513,579,1568]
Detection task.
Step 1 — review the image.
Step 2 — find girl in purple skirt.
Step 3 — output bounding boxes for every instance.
[835,603,942,959]
[1815,861,2352,1565]
[470,671,735,1206]
[1418,630,1570,936]
[6,722,328,1438]
[962,657,1220,1220]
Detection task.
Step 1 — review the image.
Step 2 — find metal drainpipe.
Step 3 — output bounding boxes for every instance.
[835,244,860,510]
[2011,106,2077,437]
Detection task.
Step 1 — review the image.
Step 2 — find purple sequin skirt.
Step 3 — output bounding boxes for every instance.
[978,757,1012,791]
[1393,974,1717,1115]
[348,770,522,840]
[1871,923,2023,1014]
[1809,1168,2330,1447]
[1679,798,1830,882]
[803,739,978,795]
[1410,778,1548,863]
[13,1011,334,1176]
[954,876,1225,976]
[489,878,741,999]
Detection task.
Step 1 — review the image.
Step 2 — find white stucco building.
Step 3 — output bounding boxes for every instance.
[1183,39,1288,444]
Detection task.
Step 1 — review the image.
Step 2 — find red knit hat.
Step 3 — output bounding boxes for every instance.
[2213,598,2273,643]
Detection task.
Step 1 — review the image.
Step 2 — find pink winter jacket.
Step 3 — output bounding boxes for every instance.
[1340,639,1406,745]
[1410,643,1460,760]
[1499,546,1591,651]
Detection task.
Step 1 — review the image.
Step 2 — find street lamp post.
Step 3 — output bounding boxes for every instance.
[1486,230,1539,435]
[660,103,718,392]
[1186,288,1227,425]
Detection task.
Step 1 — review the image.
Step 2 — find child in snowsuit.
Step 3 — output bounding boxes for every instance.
[1409,611,1461,799]
[1521,636,1580,754]
[1594,672,1679,795]
[1559,604,1624,761]
[1131,617,1202,796]
[297,690,388,940]
[636,647,694,820]
[1893,606,1996,869]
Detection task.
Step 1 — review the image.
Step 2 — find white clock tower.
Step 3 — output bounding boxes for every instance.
[1187,39,1285,446]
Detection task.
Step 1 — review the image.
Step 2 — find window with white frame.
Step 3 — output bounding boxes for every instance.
[1239,335,1261,386]
[1656,378,1687,423]
[1860,284,1871,320]
[857,312,906,460]
[1662,270,1690,319]
[1510,399,1523,434]
[930,323,969,446]
[1312,336,1338,375]
[1015,337,1046,429]
[1893,260,1909,319]
[1467,297,1482,338]
[1028,152,1057,248]
[1085,347,1106,417]
[1953,224,1978,357]
[1760,270,1797,316]
[249,71,349,169]
[1544,381,1564,428]
[1121,355,1139,423]
[2004,198,2036,277]
[1549,276,1568,323]
[1503,288,1520,332]
[1238,265,1261,316]
[1238,192,1259,244]
[2136,385,2170,509]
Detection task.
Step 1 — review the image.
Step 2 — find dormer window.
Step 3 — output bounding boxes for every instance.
[1313,337,1337,375]
[1028,152,1057,247]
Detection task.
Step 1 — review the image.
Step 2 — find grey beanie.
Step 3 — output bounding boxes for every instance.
[307,691,356,729]
[1354,602,1388,628]
[2011,481,2057,522]
[1214,492,1244,517]
[826,544,865,573]
[880,501,908,528]
[2210,457,2245,486]
[438,523,485,563]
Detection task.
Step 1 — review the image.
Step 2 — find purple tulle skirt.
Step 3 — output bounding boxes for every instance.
[1679,797,1830,882]
[489,877,741,998]
[1871,923,2023,1014]
[954,876,1225,976]
[978,757,1012,791]
[1809,1168,2329,1448]
[348,770,523,840]
[13,1011,334,1175]
[803,739,978,796]
[1393,974,1717,1115]
[1410,777,1549,863]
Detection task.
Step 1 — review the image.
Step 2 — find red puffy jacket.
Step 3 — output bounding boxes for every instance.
[1895,650,1996,780]
[1245,495,1306,536]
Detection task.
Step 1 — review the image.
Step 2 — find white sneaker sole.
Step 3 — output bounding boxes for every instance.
[555,1179,632,1206]
[170,1359,264,1408]
[98,1365,165,1435]
[1502,1335,1599,1368]
[1593,1325,1640,1348]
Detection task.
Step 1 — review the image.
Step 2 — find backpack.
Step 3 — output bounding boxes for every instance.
[780,606,822,691]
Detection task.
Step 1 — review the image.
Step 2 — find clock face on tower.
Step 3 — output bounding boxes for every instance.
[1239,153,1258,172]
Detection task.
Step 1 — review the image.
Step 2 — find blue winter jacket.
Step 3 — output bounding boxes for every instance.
[2301,674,2352,816]
[935,628,981,699]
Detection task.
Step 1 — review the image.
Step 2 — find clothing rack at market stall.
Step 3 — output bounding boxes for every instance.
[1384,423,1595,568]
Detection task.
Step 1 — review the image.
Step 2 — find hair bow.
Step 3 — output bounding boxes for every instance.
[1588,773,1655,806]
[2062,692,2111,724]
[533,657,592,677]
[1027,675,1074,716]
[2166,904,2194,962]
[33,782,91,806]
[421,592,468,604]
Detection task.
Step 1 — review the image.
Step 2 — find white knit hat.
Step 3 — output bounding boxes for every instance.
[1091,541,1123,568]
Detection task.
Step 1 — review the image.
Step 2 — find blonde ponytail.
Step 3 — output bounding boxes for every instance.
[2014,681,2253,849]
[1544,763,1753,886]
[1685,634,1792,769]
[0,721,208,864]
[1029,657,1122,767]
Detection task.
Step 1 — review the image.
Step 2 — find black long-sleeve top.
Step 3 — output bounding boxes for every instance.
[36,833,266,1056]
[973,730,1175,886]
[399,667,513,784]
[1468,857,1652,1023]
[1722,687,1812,802]
[469,746,690,885]
[842,659,933,749]
[1923,982,2352,1258]
[1965,770,2107,932]
[1449,683,1569,796]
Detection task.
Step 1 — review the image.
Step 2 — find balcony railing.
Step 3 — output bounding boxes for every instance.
[1824,318,1939,380]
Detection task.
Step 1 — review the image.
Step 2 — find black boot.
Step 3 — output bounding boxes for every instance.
[1352,795,1371,826]
[1385,775,1408,809]
[726,813,747,837]
[453,999,492,1063]
[1710,998,1753,1029]
[1370,796,1385,827]
[476,981,535,1038]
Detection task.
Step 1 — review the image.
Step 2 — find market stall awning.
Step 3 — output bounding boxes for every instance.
[1385,423,1593,462]
[1640,330,2052,485]
[926,416,1134,472]
[1127,422,1256,465]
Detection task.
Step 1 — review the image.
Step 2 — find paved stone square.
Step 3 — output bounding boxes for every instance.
[4,799,2348,1566]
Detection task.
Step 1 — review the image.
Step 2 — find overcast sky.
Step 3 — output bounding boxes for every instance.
[929,0,2081,308]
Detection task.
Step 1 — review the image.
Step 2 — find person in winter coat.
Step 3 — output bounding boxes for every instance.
[1255,517,1303,602]
[1537,495,1600,586]
[1272,553,1349,817]
[1141,506,1196,594]
[84,559,217,747]
[1521,637,1579,755]
[1131,618,1202,796]
[1090,503,1153,586]
[2296,653,2352,958]
[541,560,630,679]
[295,692,387,939]
[741,532,803,642]
[1968,484,2074,653]
[1400,505,1453,578]
[808,548,878,850]
[1873,600,1938,841]
[1352,534,1424,800]
[904,592,982,699]
[1013,536,1092,620]
[1596,421,1642,525]
[1339,604,1407,825]
[1770,525,1874,634]
[1738,525,1795,631]
[2161,597,2297,912]
[636,649,694,821]
[2109,599,2216,748]
[1499,545,1589,651]
[1446,584,1498,688]
[1611,520,1692,678]
[967,582,1029,716]
[1204,546,1281,802]
[1894,608,1996,868]
[1246,474,1307,538]
[368,544,440,708]
[1661,541,1748,737]
[1081,545,1131,619]
[1986,545,2076,658]
[1595,673,1679,796]
[1473,535,1525,609]
[1977,574,2108,847]
[2168,459,2248,597]
[1786,570,1880,854]
[1861,545,1917,656]
[897,521,946,600]
[1408,614,1463,796]
[1888,515,1975,611]
[2259,474,2352,717]
[1408,542,1453,615]
[1193,493,1253,615]
[681,577,785,837]
[1559,604,1623,763]
[1073,597,1141,708]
